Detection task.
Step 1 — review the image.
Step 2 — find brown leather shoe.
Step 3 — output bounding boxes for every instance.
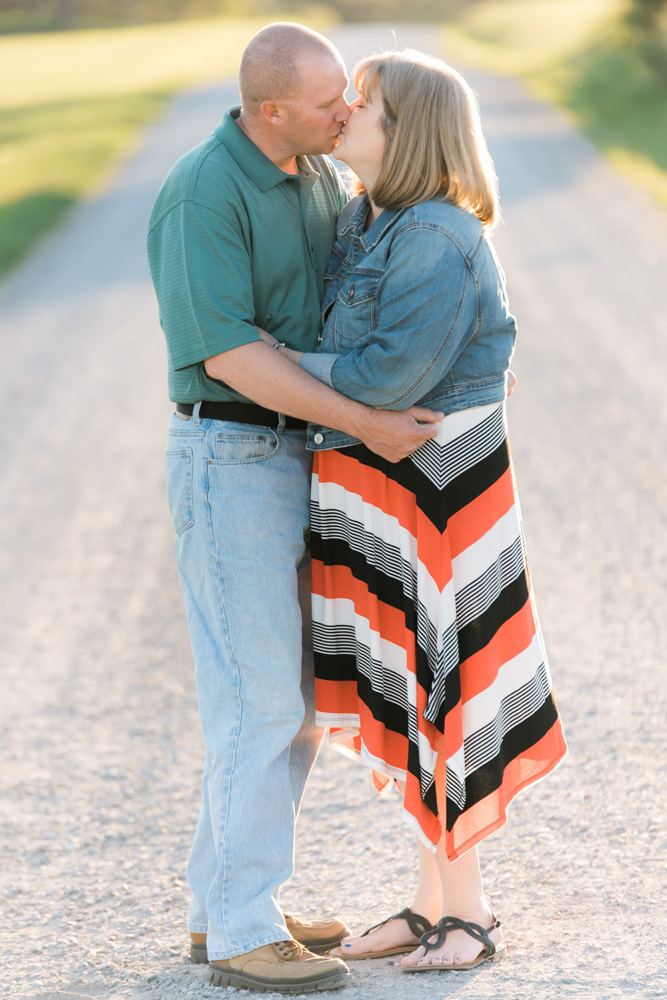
[207,939,349,993]
[191,912,351,963]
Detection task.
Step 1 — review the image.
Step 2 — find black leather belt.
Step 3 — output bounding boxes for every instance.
[176,401,307,430]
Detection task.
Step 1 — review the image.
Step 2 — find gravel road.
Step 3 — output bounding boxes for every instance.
[1,23,666,1000]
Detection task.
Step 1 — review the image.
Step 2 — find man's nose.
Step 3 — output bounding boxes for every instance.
[334,102,351,122]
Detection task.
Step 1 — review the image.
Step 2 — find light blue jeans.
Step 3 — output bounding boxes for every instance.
[165,405,323,961]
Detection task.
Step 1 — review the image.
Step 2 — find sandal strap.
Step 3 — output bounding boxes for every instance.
[419,915,501,959]
[361,907,434,940]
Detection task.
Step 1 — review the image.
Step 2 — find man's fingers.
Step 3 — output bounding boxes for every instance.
[416,423,438,441]
[406,406,444,424]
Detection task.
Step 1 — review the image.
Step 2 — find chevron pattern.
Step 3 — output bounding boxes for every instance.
[311,402,567,857]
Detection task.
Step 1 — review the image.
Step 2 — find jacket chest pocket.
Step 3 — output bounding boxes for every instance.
[334,274,380,344]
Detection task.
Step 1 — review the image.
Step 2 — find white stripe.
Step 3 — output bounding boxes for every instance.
[436,402,500,441]
[411,403,506,490]
[313,596,439,778]
[463,662,552,776]
[311,479,450,633]
[451,502,524,595]
[461,631,549,741]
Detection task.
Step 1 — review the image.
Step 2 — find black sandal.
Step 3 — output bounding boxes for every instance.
[402,914,505,972]
[334,907,434,960]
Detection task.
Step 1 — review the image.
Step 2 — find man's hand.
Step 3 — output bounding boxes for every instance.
[204,343,441,461]
[359,406,443,463]
[507,369,517,398]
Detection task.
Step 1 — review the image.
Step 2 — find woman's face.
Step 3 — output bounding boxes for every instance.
[334,82,387,187]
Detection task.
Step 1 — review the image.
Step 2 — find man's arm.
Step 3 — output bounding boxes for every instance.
[204,344,442,463]
[150,200,440,461]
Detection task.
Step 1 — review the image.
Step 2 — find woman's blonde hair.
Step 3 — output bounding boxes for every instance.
[352,49,499,229]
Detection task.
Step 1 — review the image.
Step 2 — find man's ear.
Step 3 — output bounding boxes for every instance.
[259,101,287,127]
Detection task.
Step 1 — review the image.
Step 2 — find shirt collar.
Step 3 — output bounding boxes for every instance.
[340,194,403,250]
[215,108,320,192]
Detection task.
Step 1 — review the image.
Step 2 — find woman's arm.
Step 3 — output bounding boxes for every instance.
[299,227,513,410]
[255,326,304,363]
[257,324,517,396]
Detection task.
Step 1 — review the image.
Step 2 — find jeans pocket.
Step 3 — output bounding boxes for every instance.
[213,429,280,463]
[166,448,194,536]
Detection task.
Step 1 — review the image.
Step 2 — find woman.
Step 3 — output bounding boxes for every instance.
[261,49,567,972]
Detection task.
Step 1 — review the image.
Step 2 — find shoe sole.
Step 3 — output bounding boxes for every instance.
[192,933,346,963]
[402,943,506,972]
[207,964,349,993]
[331,944,416,960]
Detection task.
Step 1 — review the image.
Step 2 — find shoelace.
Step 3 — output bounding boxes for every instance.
[275,939,303,960]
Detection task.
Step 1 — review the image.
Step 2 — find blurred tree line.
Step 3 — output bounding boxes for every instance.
[0,0,665,33]
[1,0,464,32]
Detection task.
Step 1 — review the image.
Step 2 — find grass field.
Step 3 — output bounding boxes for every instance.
[1,5,665,278]
[442,0,667,207]
[0,16,334,277]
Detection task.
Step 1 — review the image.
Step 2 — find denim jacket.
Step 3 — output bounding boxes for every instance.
[301,194,517,450]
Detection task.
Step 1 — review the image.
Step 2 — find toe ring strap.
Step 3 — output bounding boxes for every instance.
[419,915,501,959]
[361,906,434,940]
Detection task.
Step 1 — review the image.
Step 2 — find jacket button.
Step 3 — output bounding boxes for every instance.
[348,284,355,302]
[314,433,324,444]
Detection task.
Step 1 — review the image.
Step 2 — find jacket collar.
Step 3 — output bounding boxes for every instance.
[339,195,405,250]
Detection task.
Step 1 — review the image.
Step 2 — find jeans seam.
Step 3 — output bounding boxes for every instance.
[203,452,244,951]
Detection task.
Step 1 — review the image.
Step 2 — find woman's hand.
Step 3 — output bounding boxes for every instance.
[255,326,303,364]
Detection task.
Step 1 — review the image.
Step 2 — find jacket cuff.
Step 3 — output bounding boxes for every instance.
[299,352,337,387]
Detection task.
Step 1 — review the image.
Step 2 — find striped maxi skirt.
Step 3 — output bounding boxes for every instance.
[311,401,567,859]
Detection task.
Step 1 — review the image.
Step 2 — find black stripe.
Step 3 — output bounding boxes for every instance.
[312,535,532,730]
[315,649,439,820]
[458,573,530,663]
[312,534,435,698]
[333,437,510,533]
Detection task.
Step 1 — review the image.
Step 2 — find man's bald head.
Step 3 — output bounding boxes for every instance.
[239,22,344,110]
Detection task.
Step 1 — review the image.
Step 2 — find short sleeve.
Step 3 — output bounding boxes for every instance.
[147,199,260,371]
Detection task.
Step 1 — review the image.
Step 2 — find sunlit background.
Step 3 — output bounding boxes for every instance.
[0,0,665,277]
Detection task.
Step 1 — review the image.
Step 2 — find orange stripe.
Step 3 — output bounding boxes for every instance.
[447,465,516,559]
[313,560,444,753]
[320,709,565,857]
[314,677,359,715]
[315,454,518,588]
[315,450,417,537]
[459,598,538,702]
[442,720,567,860]
[403,770,442,846]
[312,561,413,653]
[316,450,449,585]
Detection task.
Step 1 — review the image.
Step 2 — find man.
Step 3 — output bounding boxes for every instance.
[147,22,441,994]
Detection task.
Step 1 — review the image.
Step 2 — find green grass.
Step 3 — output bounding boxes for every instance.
[0,16,334,277]
[442,0,667,207]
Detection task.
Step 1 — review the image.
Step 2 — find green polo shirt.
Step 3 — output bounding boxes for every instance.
[147,107,348,404]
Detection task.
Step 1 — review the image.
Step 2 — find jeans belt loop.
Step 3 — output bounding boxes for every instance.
[193,401,202,425]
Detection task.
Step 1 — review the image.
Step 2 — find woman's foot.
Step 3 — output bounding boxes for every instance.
[333,908,434,958]
[401,908,503,969]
